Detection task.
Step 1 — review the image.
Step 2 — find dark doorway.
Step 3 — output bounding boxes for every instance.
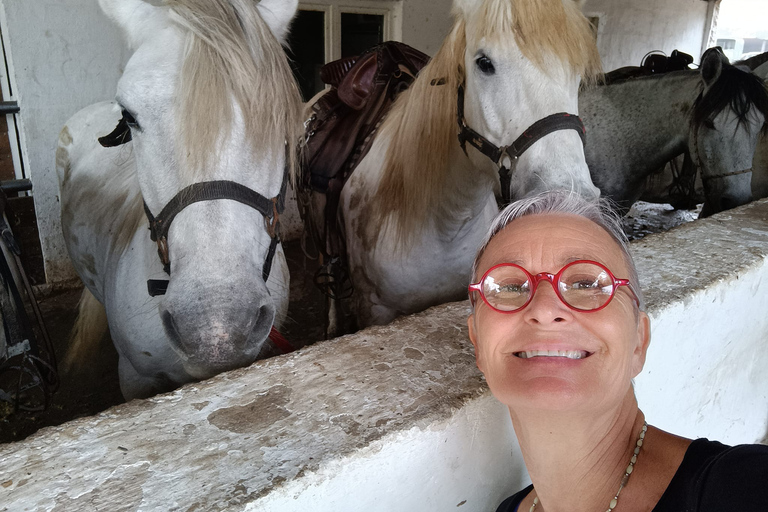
[287,10,326,101]
[341,13,384,58]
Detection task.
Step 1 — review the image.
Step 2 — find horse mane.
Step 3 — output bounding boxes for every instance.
[371,0,602,244]
[166,0,302,181]
[692,64,768,136]
[737,51,768,71]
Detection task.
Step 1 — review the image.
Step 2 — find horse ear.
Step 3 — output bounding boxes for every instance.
[700,46,728,87]
[257,0,298,44]
[99,0,164,50]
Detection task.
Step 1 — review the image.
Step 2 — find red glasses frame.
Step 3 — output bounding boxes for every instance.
[468,259,640,313]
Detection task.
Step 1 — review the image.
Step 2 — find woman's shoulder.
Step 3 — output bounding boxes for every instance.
[694,439,768,490]
[657,438,768,511]
[495,484,533,512]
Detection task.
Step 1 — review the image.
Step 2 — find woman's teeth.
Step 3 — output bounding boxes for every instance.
[515,350,588,359]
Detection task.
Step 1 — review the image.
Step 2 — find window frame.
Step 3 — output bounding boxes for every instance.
[298,1,403,63]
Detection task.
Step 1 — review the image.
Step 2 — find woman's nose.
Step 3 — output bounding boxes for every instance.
[523,280,571,324]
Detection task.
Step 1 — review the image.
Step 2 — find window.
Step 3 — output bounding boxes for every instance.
[287,10,327,101]
[341,13,384,58]
[716,39,736,50]
[288,1,402,100]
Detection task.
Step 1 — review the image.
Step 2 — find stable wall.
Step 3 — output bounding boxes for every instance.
[583,0,712,71]
[3,199,767,511]
[0,0,131,283]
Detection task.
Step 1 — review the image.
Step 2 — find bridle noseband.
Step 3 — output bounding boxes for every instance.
[456,84,587,205]
[99,118,288,297]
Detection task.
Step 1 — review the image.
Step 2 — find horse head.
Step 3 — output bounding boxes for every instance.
[692,47,768,217]
[455,0,602,202]
[98,0,301,379]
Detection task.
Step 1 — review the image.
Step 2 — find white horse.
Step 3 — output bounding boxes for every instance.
[56,0,301,399]
[335,0,601,328]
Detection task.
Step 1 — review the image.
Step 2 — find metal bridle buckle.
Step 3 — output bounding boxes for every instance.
[265,198,280,239]
[498,149,518,173]
[157,237,170,267]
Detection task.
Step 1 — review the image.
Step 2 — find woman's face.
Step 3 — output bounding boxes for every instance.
[467,213,650,414]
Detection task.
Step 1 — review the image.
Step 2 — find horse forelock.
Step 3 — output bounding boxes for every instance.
[165,0,302,182]
[692,64,768,137]
[463,0,602,84]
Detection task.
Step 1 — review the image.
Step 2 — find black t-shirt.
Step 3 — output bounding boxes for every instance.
[496,439,768,512]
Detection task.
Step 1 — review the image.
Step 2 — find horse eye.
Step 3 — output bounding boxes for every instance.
[475,55,495,75]
[122,109,138,127]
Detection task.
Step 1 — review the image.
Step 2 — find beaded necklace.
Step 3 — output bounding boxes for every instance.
[529,422,648,512]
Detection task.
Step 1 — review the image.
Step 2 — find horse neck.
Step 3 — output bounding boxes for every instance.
[585,72,701,161]
[438,144,499,229]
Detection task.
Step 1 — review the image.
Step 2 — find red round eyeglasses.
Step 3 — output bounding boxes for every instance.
[468,260,640,313]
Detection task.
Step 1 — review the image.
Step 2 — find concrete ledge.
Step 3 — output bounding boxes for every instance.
[3,199,768,511]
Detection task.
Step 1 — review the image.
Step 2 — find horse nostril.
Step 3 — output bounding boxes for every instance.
[160,309,184,350]
[249,304,275,343]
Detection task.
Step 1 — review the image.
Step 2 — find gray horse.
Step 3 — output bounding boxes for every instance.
[581,48,768,216]
[740,52,768,200]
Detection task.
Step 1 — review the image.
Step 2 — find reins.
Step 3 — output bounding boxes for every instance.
[455,83,587,205]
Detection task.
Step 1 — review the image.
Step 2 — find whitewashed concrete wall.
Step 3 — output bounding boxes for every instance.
[0,0,131,283]
[3,198,767,511]
[582,0,711,71]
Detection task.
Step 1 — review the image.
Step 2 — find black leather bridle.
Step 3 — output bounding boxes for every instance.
[99,116,288,297]
[456,84,587,205]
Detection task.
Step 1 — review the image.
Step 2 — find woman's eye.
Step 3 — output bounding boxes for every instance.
[475,55,495,75]
[122,109,138,127]
[497,282,528,295]
[570,278,600,290]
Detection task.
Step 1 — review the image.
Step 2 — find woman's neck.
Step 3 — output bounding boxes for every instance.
[510,395,646,512]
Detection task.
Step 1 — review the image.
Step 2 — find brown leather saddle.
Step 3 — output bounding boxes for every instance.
[298,41,429,303]
[604,49,694,84]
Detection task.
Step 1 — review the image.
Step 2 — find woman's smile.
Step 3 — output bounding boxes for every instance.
[514,349,591,359]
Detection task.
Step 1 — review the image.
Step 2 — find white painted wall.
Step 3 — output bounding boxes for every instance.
[0,0,130,283]
[638,259,768,444]
[583,0,712,71]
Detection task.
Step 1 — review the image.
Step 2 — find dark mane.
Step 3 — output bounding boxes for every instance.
[691,64,768,135]
[736,51,768,71]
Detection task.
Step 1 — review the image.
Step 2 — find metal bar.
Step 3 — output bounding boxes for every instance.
[0,179,32,193]
[0,101,19,114]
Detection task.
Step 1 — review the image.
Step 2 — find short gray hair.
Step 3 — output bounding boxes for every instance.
[471,191,645,311]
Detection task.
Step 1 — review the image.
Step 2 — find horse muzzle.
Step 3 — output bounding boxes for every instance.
[160,293,276,379]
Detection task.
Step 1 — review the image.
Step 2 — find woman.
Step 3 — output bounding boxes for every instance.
[466,191,768,512]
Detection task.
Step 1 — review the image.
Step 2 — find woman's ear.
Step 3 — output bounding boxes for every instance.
[467,313,485,373]
[631,311,651,378]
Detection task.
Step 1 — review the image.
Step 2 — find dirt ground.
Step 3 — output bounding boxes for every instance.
[0,202,698,444]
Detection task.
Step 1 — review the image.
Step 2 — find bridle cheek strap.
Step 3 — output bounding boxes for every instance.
[144,172,288,297]
[456,84,587,205]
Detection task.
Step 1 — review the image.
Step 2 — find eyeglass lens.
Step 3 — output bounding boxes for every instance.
[482,262,615,311]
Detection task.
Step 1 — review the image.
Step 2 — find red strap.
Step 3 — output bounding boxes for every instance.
[269,327,294,354]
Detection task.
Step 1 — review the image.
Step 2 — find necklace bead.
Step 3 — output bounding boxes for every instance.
[528,422,647,512]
